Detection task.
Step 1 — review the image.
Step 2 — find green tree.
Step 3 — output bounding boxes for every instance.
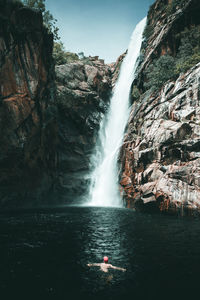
[175,50,200,75]
[53,42,79,65]
[144,55,176,91]
[175,25,200,74]
[22,0,59,40]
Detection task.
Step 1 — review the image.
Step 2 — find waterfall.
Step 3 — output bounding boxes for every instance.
[88,17,147,207]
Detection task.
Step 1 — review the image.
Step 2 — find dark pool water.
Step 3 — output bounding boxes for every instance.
[0,206,200,300]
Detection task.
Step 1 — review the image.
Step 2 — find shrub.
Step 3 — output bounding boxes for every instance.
[64,52,79,64]
[144,55,176,91]
[176,26,200,55]
[144,25,200,92]
[53,42,79,65]
[175,25,200,74]
[175,50,200,74]
[131,85,140,101]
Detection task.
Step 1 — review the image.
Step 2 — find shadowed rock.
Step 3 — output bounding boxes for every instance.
[0,2,57,208]
[55,58,112,201]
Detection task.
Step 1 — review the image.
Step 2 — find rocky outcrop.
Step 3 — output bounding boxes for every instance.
[119,0,200,214]
[0,1,57,207]
[136,0,200,89]
[0,1,112,208]
[55,57,112,202]
[120,63,200,213]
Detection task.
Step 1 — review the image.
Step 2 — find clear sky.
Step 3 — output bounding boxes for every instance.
[46,0,155,63]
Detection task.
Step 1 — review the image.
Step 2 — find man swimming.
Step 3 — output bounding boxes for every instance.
[87,256,126,273]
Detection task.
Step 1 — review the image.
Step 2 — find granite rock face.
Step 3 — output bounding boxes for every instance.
[120,63,200,213]
[136,0,200,89]
[55,58,112,201]
[0,2,57,207]
[119,0,200,214]
[0,1,112,208]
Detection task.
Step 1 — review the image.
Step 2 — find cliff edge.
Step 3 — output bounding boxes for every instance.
[119,0,200,215]
[0,1,57,207]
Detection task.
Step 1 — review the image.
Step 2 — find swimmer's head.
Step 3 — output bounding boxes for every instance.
[103,256,109,263]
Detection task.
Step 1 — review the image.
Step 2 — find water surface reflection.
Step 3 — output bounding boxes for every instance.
[0,206,200,299]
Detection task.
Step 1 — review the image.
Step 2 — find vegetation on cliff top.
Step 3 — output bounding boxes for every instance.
[22,0,60,40]
[19,0,81,65]
[53,42,79,65]
[131,0,200,99]
[144,25,200,91]
[144,55,176,91]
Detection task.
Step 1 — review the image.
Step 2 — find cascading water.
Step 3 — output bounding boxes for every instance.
[88,17,147,207]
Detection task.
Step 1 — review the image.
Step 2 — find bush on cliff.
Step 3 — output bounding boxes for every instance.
[53,42,79,65]
[144,55,176,91]
[144,25,200,92]
[174,25,200,74]
[175,50,200,74]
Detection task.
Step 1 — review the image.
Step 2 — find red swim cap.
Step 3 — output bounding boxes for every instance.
[104,256,109,263]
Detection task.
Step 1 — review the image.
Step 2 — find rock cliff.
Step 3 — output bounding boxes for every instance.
[0,1,57,207]
[2,0,200,213]
[0,1,112,207]
[119,0,200,214]
[55,57,112,202]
